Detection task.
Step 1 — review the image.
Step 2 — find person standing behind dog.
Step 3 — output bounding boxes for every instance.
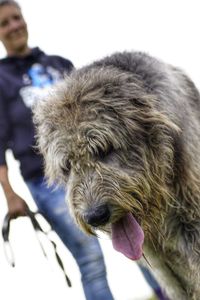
[0,1,115,300]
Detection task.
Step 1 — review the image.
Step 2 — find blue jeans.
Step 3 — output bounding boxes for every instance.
[26,176,114,300]
[139,265,169,300]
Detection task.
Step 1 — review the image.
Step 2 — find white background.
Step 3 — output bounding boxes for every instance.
[0,0,200,299]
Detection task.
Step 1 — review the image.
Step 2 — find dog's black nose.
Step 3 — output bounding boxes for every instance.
[84,205,111,227]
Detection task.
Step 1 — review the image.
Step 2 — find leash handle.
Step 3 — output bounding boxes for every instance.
[50,239,72,287]
[2,213,15,267]
[2,213,11,242]
[3,241,15,267]
[1,209,72,287]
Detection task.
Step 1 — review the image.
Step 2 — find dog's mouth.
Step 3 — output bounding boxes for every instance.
[111,212,144,260]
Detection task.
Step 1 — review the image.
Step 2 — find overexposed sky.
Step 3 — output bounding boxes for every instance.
[0,0,200,86]
[0,1,200,300]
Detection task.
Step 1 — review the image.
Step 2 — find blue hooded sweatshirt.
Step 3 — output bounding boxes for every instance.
[0,47,73,180]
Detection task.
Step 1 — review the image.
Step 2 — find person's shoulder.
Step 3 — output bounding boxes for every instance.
[0,58,9,85]
[42,51,73,66]
[51,55,73,68]
[33,48,73,66]
[0,57,10,68]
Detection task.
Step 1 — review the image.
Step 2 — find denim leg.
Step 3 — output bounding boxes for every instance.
[139,265,169,300]
[26,177,114,300]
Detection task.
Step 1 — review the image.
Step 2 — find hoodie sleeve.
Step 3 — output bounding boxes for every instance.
[54,56,74,74]
[0,87,10,166]
[62,58,74,73]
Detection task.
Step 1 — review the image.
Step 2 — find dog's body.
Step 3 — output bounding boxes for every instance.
[34,52,200,299]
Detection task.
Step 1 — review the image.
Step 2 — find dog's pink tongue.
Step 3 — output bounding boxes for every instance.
[111,212,144,260]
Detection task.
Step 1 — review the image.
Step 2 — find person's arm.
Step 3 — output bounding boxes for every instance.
[0,164,28,218]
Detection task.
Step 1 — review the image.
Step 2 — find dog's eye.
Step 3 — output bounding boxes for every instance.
[61,160,71,175]
[96,144,114,160]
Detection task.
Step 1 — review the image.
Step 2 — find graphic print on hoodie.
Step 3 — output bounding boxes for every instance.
[20,63,64,108]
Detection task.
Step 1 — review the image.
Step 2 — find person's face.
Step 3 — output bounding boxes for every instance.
[0,4,28,55]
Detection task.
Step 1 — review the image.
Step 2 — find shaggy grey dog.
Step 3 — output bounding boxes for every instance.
[34,51,200,300]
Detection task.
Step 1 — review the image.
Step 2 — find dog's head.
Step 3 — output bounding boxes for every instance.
[34,65,179,260]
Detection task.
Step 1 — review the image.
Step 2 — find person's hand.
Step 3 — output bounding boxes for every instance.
[6,192,29,219]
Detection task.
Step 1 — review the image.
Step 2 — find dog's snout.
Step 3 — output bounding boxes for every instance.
[84,205,111,227]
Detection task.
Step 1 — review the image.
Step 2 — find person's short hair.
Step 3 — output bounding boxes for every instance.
[0,0,20,9]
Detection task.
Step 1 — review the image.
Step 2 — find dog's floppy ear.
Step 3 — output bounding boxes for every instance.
[32,84,66,185]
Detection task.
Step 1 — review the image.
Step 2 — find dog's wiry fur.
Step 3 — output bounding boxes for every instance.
[34,52,200,299]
